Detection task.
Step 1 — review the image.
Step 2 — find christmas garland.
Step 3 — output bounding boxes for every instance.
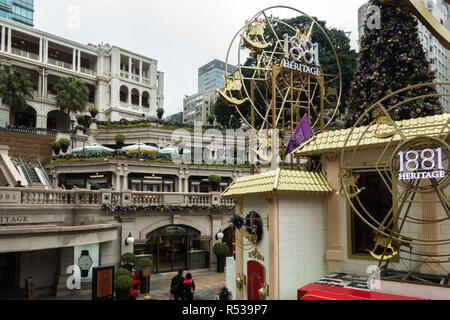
[102,203,235,214]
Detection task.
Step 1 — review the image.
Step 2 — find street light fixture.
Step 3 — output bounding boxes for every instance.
[70,119,76,150]
[125,233,135,246]
[216,229,224,241]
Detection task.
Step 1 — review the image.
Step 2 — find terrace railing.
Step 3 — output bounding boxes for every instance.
[11,47,39,61]
[0,188,234,209]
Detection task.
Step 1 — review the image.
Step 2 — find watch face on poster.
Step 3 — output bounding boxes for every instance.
[79,254,93,270]
[74,245,99,282]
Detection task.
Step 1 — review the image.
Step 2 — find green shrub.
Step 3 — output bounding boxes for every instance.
[116,268,132,279]
[89,106,99,115]
[138,258,153,270]
[208,175,221,184]
[213,242,229,256]
[50,141,60,149]
[121,252,136,264]
[115,275,133,290]
[58,138,70,148]
[114,134,126,145]
[156,107,164,115]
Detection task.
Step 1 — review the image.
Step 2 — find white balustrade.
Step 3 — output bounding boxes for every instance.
[0,188,233,208]
[11,47,39,61]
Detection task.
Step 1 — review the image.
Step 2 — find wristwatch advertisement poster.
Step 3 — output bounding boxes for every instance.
[74,243,99,283]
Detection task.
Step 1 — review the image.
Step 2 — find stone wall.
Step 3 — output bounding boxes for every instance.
[0,131,55,164]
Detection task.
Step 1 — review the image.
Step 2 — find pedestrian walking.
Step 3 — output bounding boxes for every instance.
[183,273,196,301]
[170,270,185,301]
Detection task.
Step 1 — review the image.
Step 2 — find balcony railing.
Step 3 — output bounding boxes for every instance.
[132,74,140,82]
[0,188,234,209]
[120,71,129,78]
[11,47,39,61]
[142,77,151,85]
[80,67,97,77]
[48,58,73,70]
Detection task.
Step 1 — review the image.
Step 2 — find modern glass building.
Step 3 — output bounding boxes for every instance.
[0,0,34,27]
[198,59,237,93]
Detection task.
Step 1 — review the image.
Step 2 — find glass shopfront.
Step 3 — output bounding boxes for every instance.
[134,225,209,274]
[60,172,112,190]
[129,174,176,192]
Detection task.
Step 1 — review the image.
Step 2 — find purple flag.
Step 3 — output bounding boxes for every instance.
[284,114,313,157]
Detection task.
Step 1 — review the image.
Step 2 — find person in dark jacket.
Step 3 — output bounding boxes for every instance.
[170,270,185,301]
[183,273,196,301]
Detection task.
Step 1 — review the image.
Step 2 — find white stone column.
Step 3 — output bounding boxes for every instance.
[184,177,189,193]
[39,38,43,61]
[178,177,183,193]
[43,38,48,64]
[128,56,132,79]
[123,172,129,190]
[2,26,6,52]
[139,94,142,107]
[77,50,81,72]
[115,173,121,191]
[72,48,76,71]
[139,60,143,83]
[7,27,11,53]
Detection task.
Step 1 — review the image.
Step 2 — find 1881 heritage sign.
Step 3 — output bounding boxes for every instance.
[391,136,449,192]
[0,215,31,225]
[0,191,21,204]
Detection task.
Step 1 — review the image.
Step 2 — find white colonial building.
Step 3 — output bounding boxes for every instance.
[0,17,165,130]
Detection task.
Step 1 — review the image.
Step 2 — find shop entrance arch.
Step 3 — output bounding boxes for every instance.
[134,225,205,274]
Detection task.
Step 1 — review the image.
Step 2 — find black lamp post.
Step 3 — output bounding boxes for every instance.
[70,119,75,150]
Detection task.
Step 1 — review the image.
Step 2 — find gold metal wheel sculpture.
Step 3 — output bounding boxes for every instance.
[339,82,450,276]
[219,6,342,166]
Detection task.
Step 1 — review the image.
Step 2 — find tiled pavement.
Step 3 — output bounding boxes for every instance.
[146,269,226,300]
[38,268,226,300]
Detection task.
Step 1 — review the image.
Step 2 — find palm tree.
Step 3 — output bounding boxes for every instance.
[0,66,33,126]
[55,77,89,126]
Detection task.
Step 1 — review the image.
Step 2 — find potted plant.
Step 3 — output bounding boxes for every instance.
[213,242,229,273]
[217,287,232,300]
[89,106,99,118]
[137,258,153,294]
[115,134,126,149]
[58,138,71,153]
[115,268,132,279]
[156,107,165,120]
[50,141,61,155]
[115,275,133,300]
[208,114,216,126]
[76,114,85,126]
[208,175,221,192]
[83,115,91,127]
[121,252,136,273]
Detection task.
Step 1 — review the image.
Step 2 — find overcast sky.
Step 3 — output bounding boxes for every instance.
[34,0,369,116]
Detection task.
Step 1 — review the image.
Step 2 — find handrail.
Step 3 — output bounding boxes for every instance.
[37,158,53,189]
[18,157,32,185]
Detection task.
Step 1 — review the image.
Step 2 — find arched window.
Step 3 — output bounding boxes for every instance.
[13,105,36,128]
[120,85,128,103]
[131,88,139,106]
[142,91,150,108]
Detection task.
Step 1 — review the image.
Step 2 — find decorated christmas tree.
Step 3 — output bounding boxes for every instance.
[345,0,443,127]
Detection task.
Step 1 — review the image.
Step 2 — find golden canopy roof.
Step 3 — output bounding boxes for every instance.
[221,169,332,199]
